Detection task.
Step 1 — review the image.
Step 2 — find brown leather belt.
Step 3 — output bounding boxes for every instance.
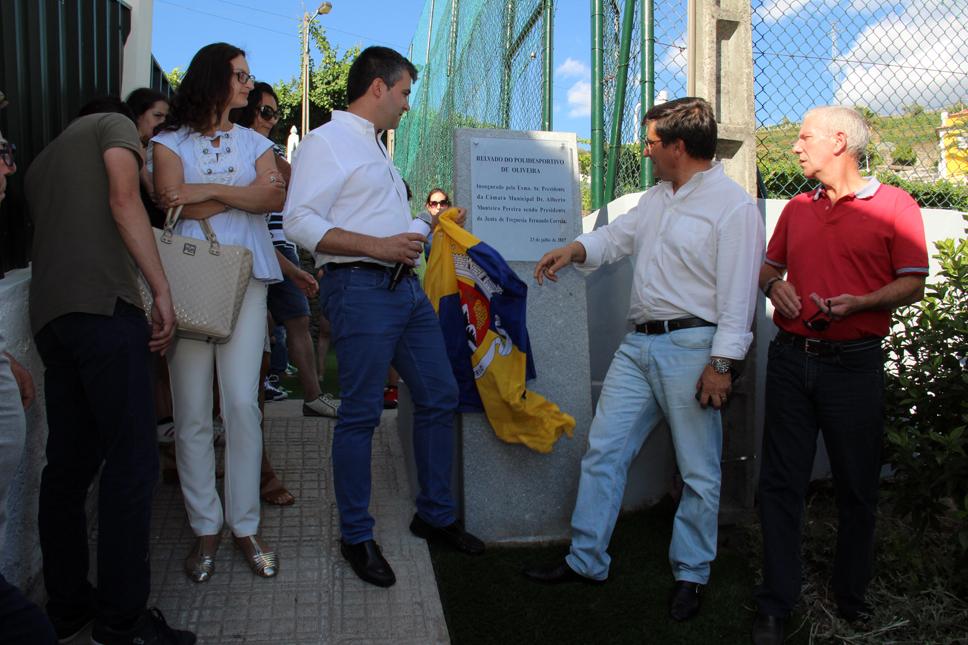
[634,317,715,335]
[774,330,882,356]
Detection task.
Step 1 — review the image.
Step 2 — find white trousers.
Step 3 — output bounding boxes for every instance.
[168,280,267,537]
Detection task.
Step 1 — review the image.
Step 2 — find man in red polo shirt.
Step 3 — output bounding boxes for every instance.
[751,106,928,645]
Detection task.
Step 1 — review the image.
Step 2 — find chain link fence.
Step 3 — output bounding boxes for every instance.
[753,0,968,210]
[600,0,687,202]
[394,0,552,208]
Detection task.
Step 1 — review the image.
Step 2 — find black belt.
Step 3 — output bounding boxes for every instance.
[774,330,882,357]
[634,317,715,335]
[324,261,412,276]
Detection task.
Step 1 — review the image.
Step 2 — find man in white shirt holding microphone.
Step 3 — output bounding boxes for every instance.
[283,46,484,589]
[524,97,764,623]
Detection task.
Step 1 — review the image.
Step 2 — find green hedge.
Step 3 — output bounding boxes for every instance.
[759,163,968,212]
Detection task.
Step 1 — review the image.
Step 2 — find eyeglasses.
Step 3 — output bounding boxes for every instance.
[0,141,15,167]
[644,138,663,150]
[428,199,450,208]
[233,70,256,85]
[258,105,279,121]
[803,303,833,332]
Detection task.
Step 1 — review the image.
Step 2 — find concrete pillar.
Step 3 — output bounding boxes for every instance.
[121,0,155,97]
[687,0,758,521]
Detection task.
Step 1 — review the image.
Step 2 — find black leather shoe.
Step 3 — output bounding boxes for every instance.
[340,539,396,587]
[409,514,485,555]
[669,580,703,621]
[751,612,785,645]
[522,560,606,585]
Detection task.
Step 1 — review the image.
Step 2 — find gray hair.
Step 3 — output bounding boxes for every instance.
[805,105,870,159]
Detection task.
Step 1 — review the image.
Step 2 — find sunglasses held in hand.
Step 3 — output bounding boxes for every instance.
[803,300,834,332]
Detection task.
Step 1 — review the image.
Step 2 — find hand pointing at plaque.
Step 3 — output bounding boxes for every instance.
[534,241,587,285]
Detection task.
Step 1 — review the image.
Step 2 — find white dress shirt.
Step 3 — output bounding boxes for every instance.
[575,163,764,360]
[282,110,411,267]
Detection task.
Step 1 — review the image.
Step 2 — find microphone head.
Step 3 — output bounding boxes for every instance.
[414,210,433,225]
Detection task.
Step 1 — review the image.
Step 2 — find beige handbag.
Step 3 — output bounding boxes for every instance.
[143,206,253,343]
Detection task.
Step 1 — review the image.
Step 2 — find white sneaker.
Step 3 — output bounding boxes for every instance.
[303,393,340,418]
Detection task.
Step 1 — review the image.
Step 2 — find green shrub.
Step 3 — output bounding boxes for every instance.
[884,219,968,566]
[892,142,918,166]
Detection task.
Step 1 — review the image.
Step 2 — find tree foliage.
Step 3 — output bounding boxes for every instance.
[884,220,968,571]
[166,67,183,90]
[272,23,359,144]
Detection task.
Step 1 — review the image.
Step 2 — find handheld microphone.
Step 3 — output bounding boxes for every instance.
[388,211,433,291]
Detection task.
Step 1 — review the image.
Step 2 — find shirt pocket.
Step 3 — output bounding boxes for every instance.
[663,214,715,267]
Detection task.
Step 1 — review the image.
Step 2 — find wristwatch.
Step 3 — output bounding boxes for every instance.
[709,357,732,374]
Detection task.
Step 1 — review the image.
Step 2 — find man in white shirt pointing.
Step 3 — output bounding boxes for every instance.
[283,46,484,588]
[524,97,764,622]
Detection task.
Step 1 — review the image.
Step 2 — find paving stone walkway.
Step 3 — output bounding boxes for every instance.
[146,402,450,645]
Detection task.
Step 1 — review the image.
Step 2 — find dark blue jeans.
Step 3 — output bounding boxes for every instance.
[755,335,885,618]
[319,267,458,543]
[0,573,56,644]
[35,300,158,629]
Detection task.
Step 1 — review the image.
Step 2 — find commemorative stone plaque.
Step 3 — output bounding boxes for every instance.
[447,128,592,542]
[469,137,578,260]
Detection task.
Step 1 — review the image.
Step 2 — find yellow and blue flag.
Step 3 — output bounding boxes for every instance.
[424,209,575,454]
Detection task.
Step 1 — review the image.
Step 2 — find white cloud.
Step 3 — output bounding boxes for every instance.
[556,57,590,79]
[754,0,813,23]
[567,80,592,118]
[833,7,968,114]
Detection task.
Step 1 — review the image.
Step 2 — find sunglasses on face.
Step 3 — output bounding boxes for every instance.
[803,304,833,332]
[428,199,450,208]
[233,70,255,85]
[258,105,279,121]
[0,141,15,167]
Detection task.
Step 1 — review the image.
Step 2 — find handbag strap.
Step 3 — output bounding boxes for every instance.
[162,205,222,256]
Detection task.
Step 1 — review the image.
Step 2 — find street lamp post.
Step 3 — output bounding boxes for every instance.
[301,2,333,137]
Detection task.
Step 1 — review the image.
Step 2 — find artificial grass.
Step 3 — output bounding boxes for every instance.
[430,502,809,645]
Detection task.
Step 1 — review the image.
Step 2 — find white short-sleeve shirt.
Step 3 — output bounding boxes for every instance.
[151,125,282,282]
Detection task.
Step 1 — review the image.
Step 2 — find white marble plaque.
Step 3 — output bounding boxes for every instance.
[469,137,577,261]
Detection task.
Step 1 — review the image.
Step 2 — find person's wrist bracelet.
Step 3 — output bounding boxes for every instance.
[763,277,781,298]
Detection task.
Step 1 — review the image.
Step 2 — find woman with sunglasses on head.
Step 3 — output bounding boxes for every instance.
[152,43,285,582]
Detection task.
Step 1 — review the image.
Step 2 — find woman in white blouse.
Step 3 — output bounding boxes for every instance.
[152,42,285,582]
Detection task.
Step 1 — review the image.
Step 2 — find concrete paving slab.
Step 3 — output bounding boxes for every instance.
[139,408,450,645]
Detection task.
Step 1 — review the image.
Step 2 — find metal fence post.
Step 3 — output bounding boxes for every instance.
[603,0,636,203]
[640,0,654,189]
[590,0,604,210]
[541,0,554,131]
[500,0,516,129]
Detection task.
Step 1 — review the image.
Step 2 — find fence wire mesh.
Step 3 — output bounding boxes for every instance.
[600,0,687,201]
[394,0,552,207]
[753,0,968,210]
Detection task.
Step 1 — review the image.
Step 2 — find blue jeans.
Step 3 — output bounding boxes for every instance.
[319,267,458,543]
[755,335,884,618]
[567,328,722,583]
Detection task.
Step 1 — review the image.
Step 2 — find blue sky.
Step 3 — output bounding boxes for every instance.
[151,1,968,138]
[151,0,593,138]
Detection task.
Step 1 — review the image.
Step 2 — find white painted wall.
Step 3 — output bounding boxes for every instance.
[583,195,967,506]
[120,0,155,98]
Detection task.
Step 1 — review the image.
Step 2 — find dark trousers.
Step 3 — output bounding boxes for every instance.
[35,300,158,628]
[0,573,56,644]
[755,336,885,618]
[319,268,458,543]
